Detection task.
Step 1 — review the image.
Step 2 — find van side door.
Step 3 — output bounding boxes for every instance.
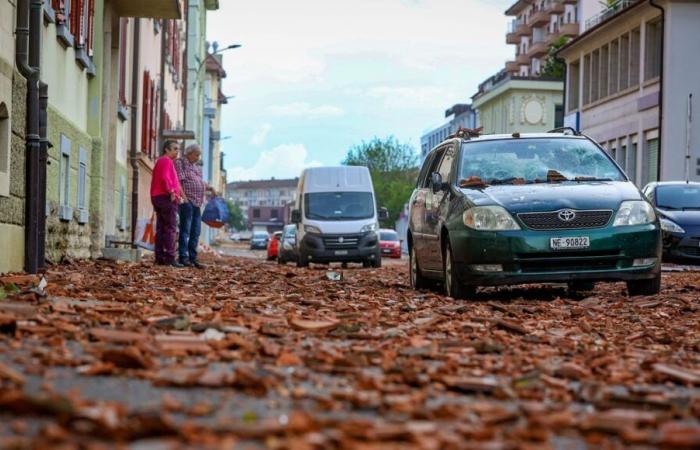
[410,148,444,261]
[424,144,456,271]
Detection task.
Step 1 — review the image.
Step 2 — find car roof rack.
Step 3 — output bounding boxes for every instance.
[547,126,581,136]
[448,127,483,140]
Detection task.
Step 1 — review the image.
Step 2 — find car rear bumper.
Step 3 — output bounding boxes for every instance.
[449,224,661,286]
[300,233,380,263]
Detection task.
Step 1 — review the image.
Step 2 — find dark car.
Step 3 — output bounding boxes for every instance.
[249,231,269,250]
[278,224,298,265]
[408,131,661,299]
[643,181,700,261]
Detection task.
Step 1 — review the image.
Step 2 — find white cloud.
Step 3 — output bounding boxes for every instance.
[364,86,461,110]
[267,102,344,118]
[229,144,322,181]
[249,123,272,146]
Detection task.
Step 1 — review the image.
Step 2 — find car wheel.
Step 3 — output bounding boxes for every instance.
[297,253,309,268]
[627,273,661,296]
[362,260,371,268]
[371,256,382,268]
[444,242,474,300]
[568,281,595,293]
[409,245,429,290]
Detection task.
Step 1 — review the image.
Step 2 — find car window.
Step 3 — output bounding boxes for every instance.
[656,185,700,210]
[380,231,399,241]
[417,150,438,188]
[437,145,456,184]
[423,147,446,188]
[459,138,625,183]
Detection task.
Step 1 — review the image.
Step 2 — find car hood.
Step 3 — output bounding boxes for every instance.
[459,181,643,214]
[657,209,700,227]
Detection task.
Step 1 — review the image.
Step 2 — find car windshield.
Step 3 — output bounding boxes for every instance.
[283,226,296,238]
[459,138,625,185]
[656,185,700,210]
[253,233,268,239]
[380,231,399,241]
[305,192,375,221]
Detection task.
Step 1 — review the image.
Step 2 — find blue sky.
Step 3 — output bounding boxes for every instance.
[207,0,514,181]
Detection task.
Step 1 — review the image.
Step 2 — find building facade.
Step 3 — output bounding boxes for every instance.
[226,178,298,232]
[559,0,700,186]
[420,104,476,159]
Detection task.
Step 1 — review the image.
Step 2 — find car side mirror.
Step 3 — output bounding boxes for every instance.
[378,207,389,221]
[291,209,301,224]
[431,172,445,193]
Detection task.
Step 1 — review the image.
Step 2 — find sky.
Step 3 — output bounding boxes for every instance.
[207,0,514,182]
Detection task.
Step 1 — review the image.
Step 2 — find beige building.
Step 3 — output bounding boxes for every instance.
[559,0,700,186]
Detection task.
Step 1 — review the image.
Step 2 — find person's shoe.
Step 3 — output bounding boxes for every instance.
[169,261,185,268]
[191,261,206,269]
[179,259,191,267]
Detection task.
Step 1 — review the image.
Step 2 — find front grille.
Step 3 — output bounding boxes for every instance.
[516,250,620,273]
[518,209,613,230]
[323,235,360,249]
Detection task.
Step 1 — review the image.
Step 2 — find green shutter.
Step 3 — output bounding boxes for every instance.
[645,138,659,185]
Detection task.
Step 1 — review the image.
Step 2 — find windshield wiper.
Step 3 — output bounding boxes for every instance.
[573,176,613,182]
[546,170,568,183]
[488,177,528,185]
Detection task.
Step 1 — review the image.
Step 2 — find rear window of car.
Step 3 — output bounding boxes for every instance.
[459,138,625,184]
[380,231,399,241]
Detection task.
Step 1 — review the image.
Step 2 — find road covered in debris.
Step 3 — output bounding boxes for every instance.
[1,255,700,448]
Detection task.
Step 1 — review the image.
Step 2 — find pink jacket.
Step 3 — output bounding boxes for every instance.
[150,156,181,199]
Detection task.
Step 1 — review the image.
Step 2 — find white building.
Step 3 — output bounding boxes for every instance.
[559,0,700,186]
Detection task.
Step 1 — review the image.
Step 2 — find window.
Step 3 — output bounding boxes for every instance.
[140,71,158,158]
[619,144,627,171]
[271,209,279,219]
[53,0,95,61]
[591,49,600,103]
[554,104,564,128]
[253,208,261,219]
[628,141,637,184]
[600,44,609,99]
[118,175,126,231]
[437,145,455,184]
[620,33,630,91]
[0,102,9,197]
[645,19,662,81]
[583,53,591,105]
[568,60,580,111]
[630,28,641,87]
[609,39,619,95]
[117,19,128,115]
[643,138,659,186]
[77,146,88,224]
[59,135,72,221]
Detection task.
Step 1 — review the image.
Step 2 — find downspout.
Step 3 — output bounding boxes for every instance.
[158,19,167,152]
[16,0,41,273]
[129,19,141,247]
[38,82,49,269]
[181,0,189,149]
[649,0,664,182]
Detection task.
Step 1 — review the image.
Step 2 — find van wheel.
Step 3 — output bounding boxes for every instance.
[409,246,429,290]
[371,257,382,268]
[362,260,371,268]
[444,242,474,300]
[297,253,309,268]
[627,273,661,296]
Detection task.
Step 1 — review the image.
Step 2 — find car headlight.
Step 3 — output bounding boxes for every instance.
[304,225,321,234]
[463,206,521,231]
[360,223,378,233]
[613,201,656,226]
[660,217,685,234]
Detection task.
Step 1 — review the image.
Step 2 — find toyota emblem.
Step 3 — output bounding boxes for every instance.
[557,209,577,222]
[338,237,344,243]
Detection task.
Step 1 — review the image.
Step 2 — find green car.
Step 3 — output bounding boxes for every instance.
[408,130,661,299]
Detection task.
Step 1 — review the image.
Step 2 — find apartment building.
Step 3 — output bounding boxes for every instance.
[226,178,298,232]
[559,0,700,186]
[420,104,476,159]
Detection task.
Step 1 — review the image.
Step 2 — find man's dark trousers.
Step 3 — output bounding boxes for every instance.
[178,201,202,264]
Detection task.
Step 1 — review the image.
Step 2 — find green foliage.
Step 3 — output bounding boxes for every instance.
[226,200,247,231]
[342,136,419,226]
[541,36,569,79]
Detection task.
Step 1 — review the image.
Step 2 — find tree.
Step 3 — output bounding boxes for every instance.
[541,36,569,79]
[342,136,419,227]
[226,200,247,231]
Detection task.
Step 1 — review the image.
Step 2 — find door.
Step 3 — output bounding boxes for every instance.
[424,144,456,271]
[410,148,444,263]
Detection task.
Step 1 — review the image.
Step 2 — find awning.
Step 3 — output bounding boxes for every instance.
[115,0,181,19]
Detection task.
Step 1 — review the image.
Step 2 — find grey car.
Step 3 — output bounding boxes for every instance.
[278,224,298,264]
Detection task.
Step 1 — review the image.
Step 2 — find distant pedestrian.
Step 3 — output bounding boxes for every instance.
[150,140,183,267]
[175,144,217,269]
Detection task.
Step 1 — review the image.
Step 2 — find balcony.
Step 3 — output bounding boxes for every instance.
[528,40,548,58]
[506,32,519,44]
[529,9,550,27]
[560,22,579,37]
[505,61,520,74]
[549,0,565,14]
[516,52,530,65]
[115,0,181,19]
[515,21,530,36]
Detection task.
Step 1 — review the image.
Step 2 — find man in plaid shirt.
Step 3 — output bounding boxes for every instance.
[175,144,216,268]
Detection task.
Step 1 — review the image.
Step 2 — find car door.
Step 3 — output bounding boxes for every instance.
[424,144,456,271]
[410,148,444,261]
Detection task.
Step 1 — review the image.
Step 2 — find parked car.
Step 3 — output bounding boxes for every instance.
[379,229,402,259]
[643,181,700,261]
[408,130,661,299]
[249,231,269,250]
[229,233,242,241]
[278,224,298,265]
[267,231,282,260]
[291,166,389,268]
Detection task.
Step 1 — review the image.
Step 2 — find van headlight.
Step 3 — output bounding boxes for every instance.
[613,201,656,226]
[304,225,322,234]
[660,217,685,234]
[463,206,520,231]
[360,223,378,233]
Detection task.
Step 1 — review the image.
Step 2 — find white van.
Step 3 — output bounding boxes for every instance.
[291,166,388,267]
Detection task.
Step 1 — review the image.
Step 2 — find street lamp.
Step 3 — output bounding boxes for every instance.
[195,43,242,73]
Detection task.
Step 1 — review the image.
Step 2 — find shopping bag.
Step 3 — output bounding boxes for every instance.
[202,196,229,229]
[135,213,156,251]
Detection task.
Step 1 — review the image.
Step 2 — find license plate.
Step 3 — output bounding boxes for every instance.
[334,250,348,256]
[550,236,590,250]
[382,249,391,254]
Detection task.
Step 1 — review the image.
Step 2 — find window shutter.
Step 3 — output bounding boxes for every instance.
[118,19,128,106]
[86,0,95,56]
[645,139,659,185]
[77,146,88,224]
[141,71,150,152]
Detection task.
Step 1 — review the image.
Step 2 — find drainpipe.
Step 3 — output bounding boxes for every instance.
[649,0,664,182]
[158,18,167,152]
[129,19,141,247]
[38,82,49,268]
[181,0,189,149]
[16,0,41,273]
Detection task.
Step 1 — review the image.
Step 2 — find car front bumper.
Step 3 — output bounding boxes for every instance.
[663,232,700,260]
[449,224,661,287]
[300,232,380,263]
[250,241,267,249]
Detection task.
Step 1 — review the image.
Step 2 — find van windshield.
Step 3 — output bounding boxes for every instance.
[304,192,375,221]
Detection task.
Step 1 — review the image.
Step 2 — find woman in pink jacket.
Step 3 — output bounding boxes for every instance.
[150,140,183,267]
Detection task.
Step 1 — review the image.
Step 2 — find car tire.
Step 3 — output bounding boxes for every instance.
[444,242,475,300]
[362,260,371,268]
[371,256,382,268]
[627,273,661,296]
[297,253,309,268]
[409,245,430,290]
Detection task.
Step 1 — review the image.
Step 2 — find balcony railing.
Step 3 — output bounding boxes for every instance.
[585,0,638,31]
